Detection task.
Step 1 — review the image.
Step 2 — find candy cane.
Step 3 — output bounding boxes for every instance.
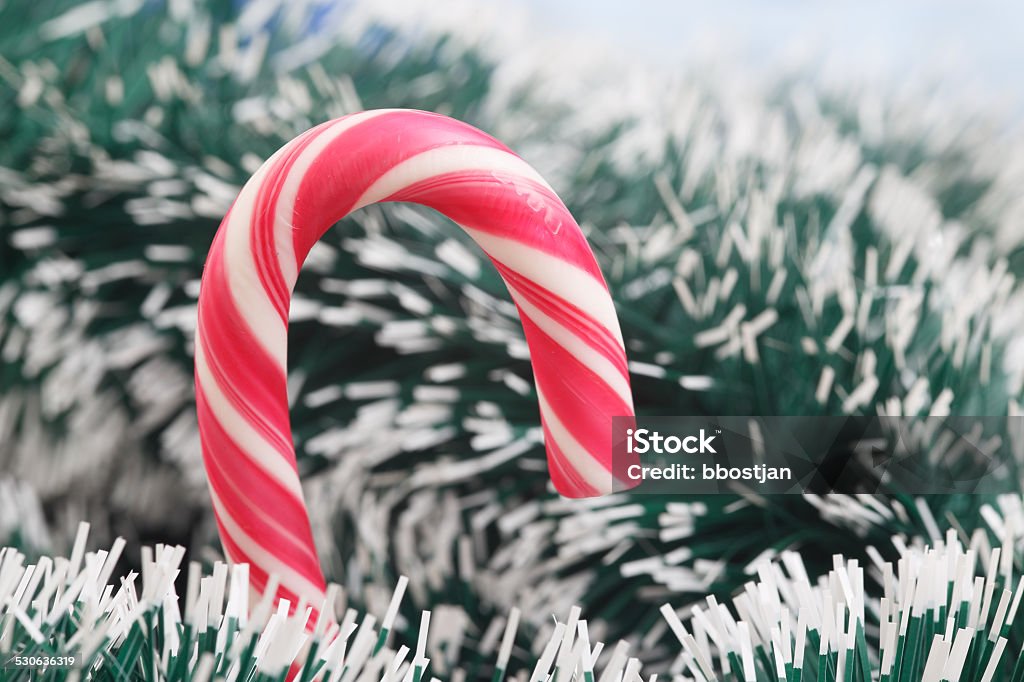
[195,109,636,613]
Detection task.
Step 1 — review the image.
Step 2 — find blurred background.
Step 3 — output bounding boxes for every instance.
[526,0,1024,114]
[2,0,1023,672]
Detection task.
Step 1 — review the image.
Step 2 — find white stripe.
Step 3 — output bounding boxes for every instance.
[206,463,317,568]
[197,407,319,568]
[221,149,289,369]
[353,143,554,210]
[274,110,391,286]
[506,282,633,410]
[536,387,613,493]
[195,335,305,501]
[210,490,325,606]
[463,226,625,348]
[222,111,389,370]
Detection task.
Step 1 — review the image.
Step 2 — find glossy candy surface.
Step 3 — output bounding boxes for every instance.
[195,109,636,610]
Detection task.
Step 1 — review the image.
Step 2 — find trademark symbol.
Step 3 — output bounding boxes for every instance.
[716,429,722,434]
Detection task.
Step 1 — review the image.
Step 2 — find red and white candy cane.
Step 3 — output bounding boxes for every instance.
[195,109,637,612]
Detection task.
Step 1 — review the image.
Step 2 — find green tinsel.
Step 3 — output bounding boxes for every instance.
[1,516,1022,680]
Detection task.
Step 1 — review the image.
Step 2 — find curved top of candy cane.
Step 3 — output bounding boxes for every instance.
[195,109,637,612]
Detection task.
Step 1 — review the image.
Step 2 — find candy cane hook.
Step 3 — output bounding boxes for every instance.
[195,109,637,611]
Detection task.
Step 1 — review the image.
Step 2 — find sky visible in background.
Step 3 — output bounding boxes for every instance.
[516,0,1023,117]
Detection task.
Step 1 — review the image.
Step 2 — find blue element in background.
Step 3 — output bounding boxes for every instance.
[226,0,1022,114]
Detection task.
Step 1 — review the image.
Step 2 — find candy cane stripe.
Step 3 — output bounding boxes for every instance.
[354,144,555,210]
[461,226,624,347]
[519,312,631,468]
[536,387,619,493]
[288,110,517,261]
[269,111,391,280]
[210,490,326,605]
[250,129,318,320]
[505,282,632,409]
[199,394,320,562]
[387,180,607,285]
[222,188,290,370]
[195,337,303,499]
[494,259,628,379]
[196,109,638,616]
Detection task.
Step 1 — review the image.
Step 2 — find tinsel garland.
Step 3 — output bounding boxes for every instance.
[1,0,1024,677]
[1,511,1023,680]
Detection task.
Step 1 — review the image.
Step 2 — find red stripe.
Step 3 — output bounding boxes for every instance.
[516,307,634,475]
[542,425,601,497]
[289,111,512,262]
[492,258,628,380]
[197,386,322,573]
[251,124,330,321]
[382,170,606,284]
[217,523,323,623]
[197,234,295,465]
